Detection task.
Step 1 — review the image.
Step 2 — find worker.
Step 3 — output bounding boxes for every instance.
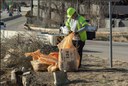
[65,7,97,68]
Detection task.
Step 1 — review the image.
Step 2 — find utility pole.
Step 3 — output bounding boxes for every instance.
[62,0,65,24]
[37,0,40,21]
[76,0,79,13]
[31,0,33,15]
[109,0,113,68]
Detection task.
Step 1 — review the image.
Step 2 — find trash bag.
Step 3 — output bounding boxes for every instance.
[49,52,59,60]
[25,49,42,60]
[25,50,59,72]
[31,60,49,71]
[47,64,58,72]
[57,33,80,71]
[57,33,75,49]
[38,54,58,65]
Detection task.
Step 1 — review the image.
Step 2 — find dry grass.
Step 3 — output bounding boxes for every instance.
[96,32,128,42]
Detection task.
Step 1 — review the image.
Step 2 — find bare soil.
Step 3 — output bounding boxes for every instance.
[1,54,128,86]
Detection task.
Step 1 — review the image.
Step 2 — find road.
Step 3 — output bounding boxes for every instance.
[84,40,128,62]
[4,16,26,31]
[1,10,19,19]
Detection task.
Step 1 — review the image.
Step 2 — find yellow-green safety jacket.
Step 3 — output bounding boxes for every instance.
[65,15,88,42]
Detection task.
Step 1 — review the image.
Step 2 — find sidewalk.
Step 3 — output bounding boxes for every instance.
[1,10,22,22]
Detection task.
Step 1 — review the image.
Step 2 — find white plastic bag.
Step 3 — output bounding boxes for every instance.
[60,26,69,35]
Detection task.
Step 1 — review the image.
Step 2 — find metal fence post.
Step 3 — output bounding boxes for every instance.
[109,0,113,68]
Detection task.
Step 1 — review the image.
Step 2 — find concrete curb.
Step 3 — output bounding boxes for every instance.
[1,14,22,22]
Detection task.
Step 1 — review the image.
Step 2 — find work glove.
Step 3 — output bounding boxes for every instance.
[74,32,78,35]
[69,31,73,34]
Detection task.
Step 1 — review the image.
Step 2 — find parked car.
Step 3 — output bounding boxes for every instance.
[0,21,6,29]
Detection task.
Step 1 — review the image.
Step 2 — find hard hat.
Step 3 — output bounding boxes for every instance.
[67,7,76,18]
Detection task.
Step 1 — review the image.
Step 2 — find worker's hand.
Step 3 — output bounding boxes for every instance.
[74,32,78,35]
[95,26,98,31]
[69,31,73,34]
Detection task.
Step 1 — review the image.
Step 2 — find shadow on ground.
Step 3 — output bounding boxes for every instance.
[77,66,128,73]
[83,49,102,53]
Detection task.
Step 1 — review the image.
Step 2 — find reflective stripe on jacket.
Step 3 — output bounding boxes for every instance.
[65,15,88,41]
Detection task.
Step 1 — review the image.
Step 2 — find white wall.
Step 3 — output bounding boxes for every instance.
[1,30,37,39]
[105,19,128,28]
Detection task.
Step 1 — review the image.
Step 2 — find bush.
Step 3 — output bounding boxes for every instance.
[1,32,60,71]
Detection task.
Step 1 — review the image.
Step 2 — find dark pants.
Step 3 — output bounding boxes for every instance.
[72,40,85,68]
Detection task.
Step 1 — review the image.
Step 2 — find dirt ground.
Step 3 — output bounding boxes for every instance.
[1,54,128,86]
[0,31,128,86]
[67,54,128,86]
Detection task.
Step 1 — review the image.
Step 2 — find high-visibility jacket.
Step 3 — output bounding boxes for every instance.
[65,15,88,42]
